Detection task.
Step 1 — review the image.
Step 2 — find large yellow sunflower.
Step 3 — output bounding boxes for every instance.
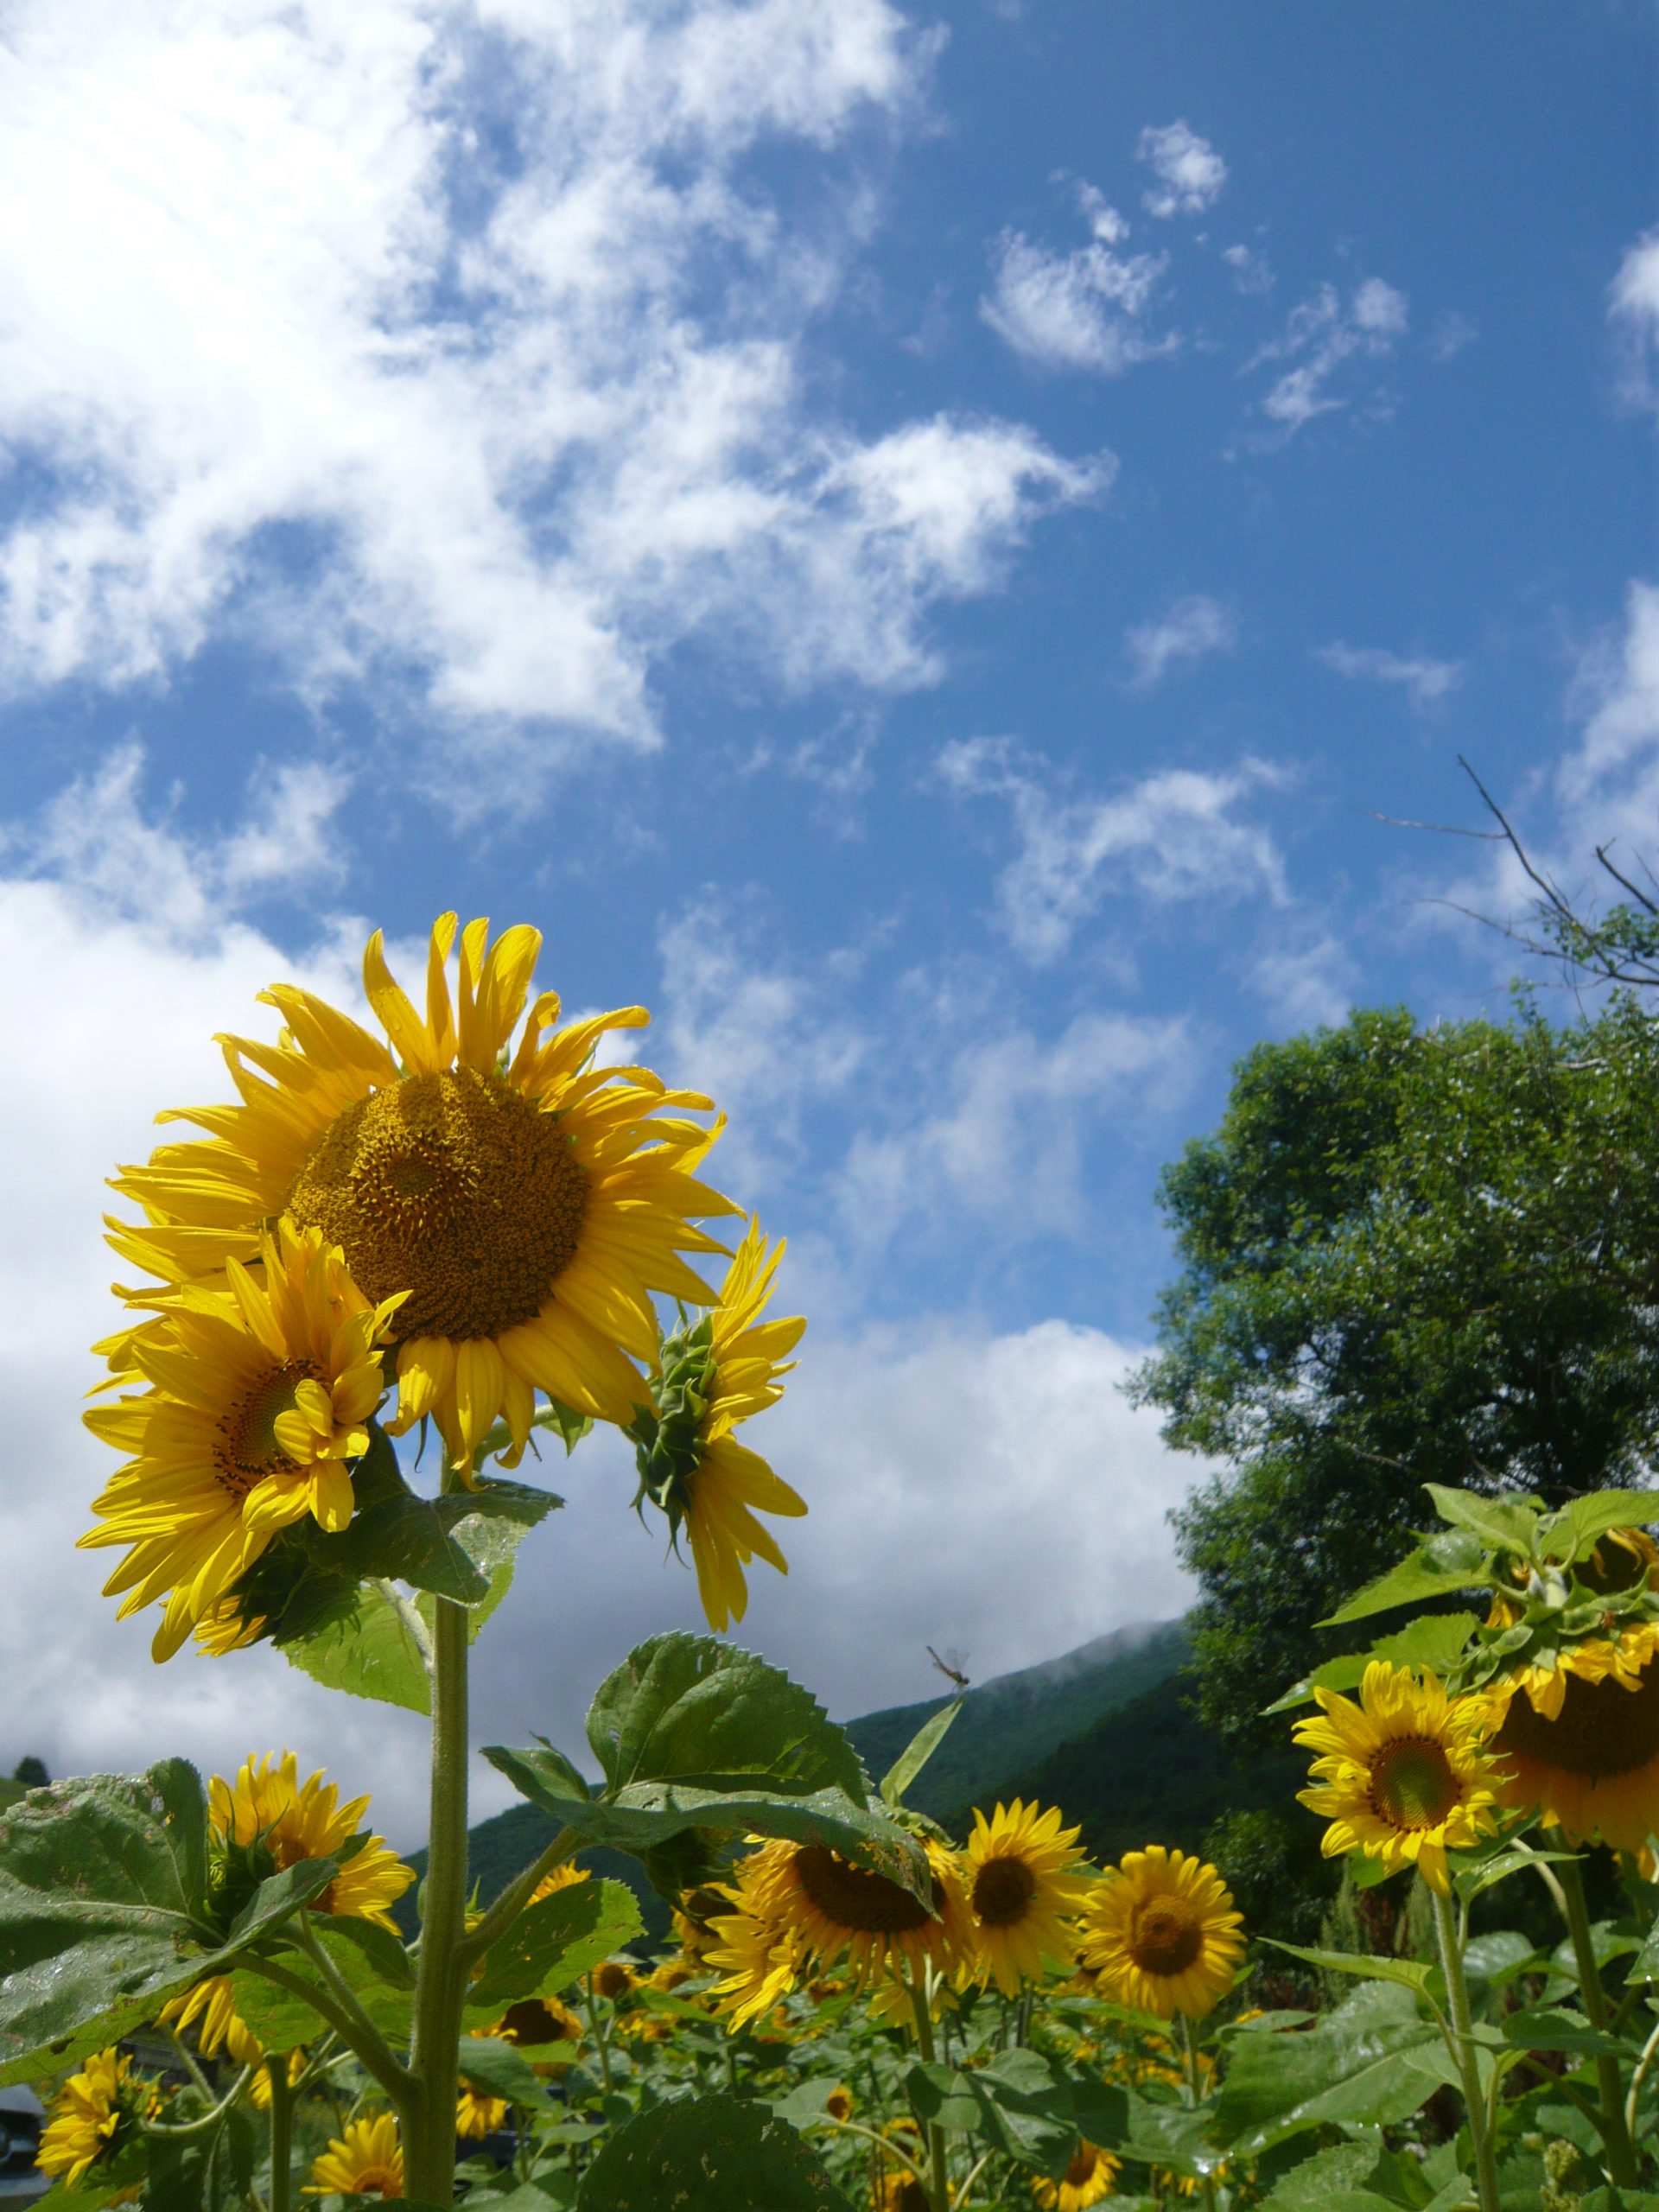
[1486,1618,1659,1852]
[961,1799,1091,1996]
[1032,2142,1121,2209]
[109,913,739,1470]
[707,1836,969,2024]
[306,2113,404,2199]
[1078,1847,1244,2021]
[37,2049,152,2189]
[80,1224,400,1658]
[209,1752,413,1929]
[631,1219,806,1632]
[1293,1662,1501,1894]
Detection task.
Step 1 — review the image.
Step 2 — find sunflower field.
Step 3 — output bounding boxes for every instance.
[10,916,1659,2212]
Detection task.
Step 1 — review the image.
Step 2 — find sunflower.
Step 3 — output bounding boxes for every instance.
[494,1995,585,2069]
[630,1219,806,1632]
[108,913,738,1471]
[159,1975,264,2067]
[529,1861,590,1904]
[1032,2141,1122,2209]
[593,1960,634,1999]
[209,1752,413,1929]
[874,2178,931,2212]
[80,1224,401,1658]
[1486,1618,1659,1851]
[306,2113,404,2198]
[456,2088,509,2138]
[962,1799,1091,1996]
[708,1836,969,2024]
[250,2050,308,2111]
[1079,1847,1244,2021]
[1293,1662,1502,1893]
[37,2049,151,2189]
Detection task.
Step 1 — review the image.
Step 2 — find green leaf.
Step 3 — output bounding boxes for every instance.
[307,1428,489,1603]
[145,2100,257,2212]
[227,1917,410,2055]
[1257,2143,1388,2209]
[458,2035,548,2107]
[1502,2005,1625,2056]
[313,1911,416,1991]
[1268,1941,1444,2001]
[1267,1612,1480,1713]
[424,1479,563,1644]
[0,1764,335,2084]
[1422,1485,1542,1557]
[1118,2090,1220,2180]
[575,2093,855,2211]
[1541,1489,1657,1566]
[1321,1532,1490,1626]
[466,1878,643,2017]
[880,1699,963,1808]
[585,1635,868,1802]
[907,2050,1079,2180]
[1454,1844,1580,1906]
[283,1580,431,1715]
[1211,1981,1459,2155]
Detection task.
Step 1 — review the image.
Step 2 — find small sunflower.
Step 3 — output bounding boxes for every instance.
[708,1835,969,2024]
[494,1994,585,2070]
[456,2088,510,2138]
[37,2049,152,2189]
[630,1219,806,1632]
[80,1224,400,1658]
[529,1861,590,1904]
[159,1975,264,2067]
[874,2177,931,2212]
[209,1751,414,1929]
[961,1799,1091,1996]
[1294,1662,1501,1893]
[1032,2141,1121,2210]
[593,1960,634,1999]
[1486,1618,1659,1851]
[109,913,738,1471]
[306,2113,404,2198]
[1079,1847,1244,2021]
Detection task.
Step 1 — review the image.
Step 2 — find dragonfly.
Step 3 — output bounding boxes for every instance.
[927,1645,971,1692]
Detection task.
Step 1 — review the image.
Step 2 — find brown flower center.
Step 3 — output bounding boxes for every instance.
[792,1847,933,1935]
[498,1999,578,2046]
[1129,1898,1203,1976]
[1063,2145,1104,2188]
[971,1853,1037,1928]
[1369,1736,1462,1832]
[1497,1654,1659,1781]
[214,1360,317,1493]
[286,1068,588,1343]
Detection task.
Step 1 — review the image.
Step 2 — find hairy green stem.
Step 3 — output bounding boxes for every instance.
[1179,2017,1217,2212]
[906,1969,950,2212]
[1558,1856,1641,2188]
[1431,1885,1501,2212]
[265,2054,294,2212]
[584,1974,615,2104]
[405,1590,471,2206]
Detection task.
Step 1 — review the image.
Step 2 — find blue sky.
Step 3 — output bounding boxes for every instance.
[0,0,1653,1836]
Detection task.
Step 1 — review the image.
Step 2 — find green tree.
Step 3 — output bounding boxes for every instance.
[1134,996,1659,1744]
[10,1757,47,1788]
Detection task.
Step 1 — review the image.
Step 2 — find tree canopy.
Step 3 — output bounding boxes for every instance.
[1135,995,1659,1745]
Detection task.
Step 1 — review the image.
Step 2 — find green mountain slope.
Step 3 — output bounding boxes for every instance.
[844,1619,1190,1824]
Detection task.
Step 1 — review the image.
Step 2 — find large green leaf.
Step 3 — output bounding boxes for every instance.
[0,1764,337,2084]
[425,1480,562,1642]
[585,1635,868,1801]
[1541,1490,1657,1566]
[227,1916,411,2055]
[1211,1981,1459,2155]
[1268,1940,1444,2003]
[466,1878,643,2017]
[575,2094,855,2212]
[1321,1530,1489,1626]
[1421,1486,1542,1557]
[908,2050,1079,2179]
[284,1580,432,1714]
[457,2035,548,2107]
[309,1431,489,1601]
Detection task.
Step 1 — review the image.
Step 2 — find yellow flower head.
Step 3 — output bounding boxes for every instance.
[1078,1847,1244,2021]
[961,1799,1091,1996]
[209,1751,413,1930]
[492,1994,585,2073]
[1293,1661,1502,1895]
[249,2050,307,2110]
[593,1959,634,1999]
[1031,2141,1122,2210]
[37,2049,153,2190]
[107,913,739,1474]
[81,1223,400,1658]
[630,1219,806,1632]
[707,1834,969,2025]
[306,2113,404,2198]
[1485,1617,1659,1852]
[158,1974,264,2067]
[825,2084,854,2121]
[529,1861,590,1905]
[456,2088,509,2139]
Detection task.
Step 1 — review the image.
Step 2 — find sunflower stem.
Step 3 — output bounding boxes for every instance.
[1558,1855,1641,2188]
[1179,2018,1217,2212]
[906,1967,950,2212]
[406,1585,471,2207]
[265,2054,294,2212]
[1430,1885,1501,2212]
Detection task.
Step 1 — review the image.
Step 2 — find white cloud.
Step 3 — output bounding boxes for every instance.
[1122,594,1238,689]
[939,737,1288,962]
[1315,641,1463,712]
[1611,227,1659,416]
[1249,931,1356,1030]
[1221,243,1273,296]
[1554,578,1659,836]
[0,0,1095,766]
[1136,122,1226,219]
[1249,277,1409,441]
[982,183,1170,376]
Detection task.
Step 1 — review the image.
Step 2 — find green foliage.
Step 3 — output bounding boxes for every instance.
[466,1877,643,2016]
[574,2094,855,2211]
[1211,1980,1461,2152]
[1135,998,1659,1742]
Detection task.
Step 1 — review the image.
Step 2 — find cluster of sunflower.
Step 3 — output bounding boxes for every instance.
[79,912,809,1657]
